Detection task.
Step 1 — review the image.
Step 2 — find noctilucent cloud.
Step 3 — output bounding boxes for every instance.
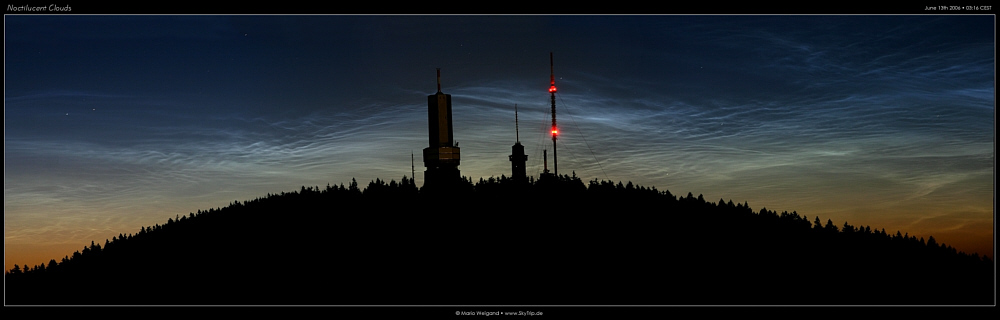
[4,15,994,271]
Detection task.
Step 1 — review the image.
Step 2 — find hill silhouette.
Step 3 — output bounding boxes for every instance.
[5,174,994,305]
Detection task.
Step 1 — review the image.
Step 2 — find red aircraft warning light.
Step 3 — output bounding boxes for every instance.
[549,85,557,93]
[551,127,559,136]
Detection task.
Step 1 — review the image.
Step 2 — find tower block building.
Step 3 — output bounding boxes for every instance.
[422,69,461,189]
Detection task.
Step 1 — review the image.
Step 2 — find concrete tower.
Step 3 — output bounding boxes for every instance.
[509,104,527,182]
[422,69,461,189]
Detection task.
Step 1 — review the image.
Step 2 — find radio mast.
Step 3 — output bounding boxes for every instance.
[549,52,558,177]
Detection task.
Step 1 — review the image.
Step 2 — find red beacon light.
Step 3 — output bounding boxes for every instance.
[549,85,558,93]
[551,127,559,136]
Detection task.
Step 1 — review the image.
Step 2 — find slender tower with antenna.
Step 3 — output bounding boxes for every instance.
[509,104,527,182]
[548,52,559,177]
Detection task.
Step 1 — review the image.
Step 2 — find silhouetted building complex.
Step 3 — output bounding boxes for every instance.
[425,54,558,186]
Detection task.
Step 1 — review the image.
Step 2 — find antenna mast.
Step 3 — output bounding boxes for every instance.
[515,104,520,143]
[436,68,442,93]
[549,52,558,176]
[543,149,549,174]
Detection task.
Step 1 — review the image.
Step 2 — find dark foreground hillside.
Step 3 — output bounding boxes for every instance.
[5,175,994,305]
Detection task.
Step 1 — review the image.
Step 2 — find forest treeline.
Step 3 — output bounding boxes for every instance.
[5,173,994,305]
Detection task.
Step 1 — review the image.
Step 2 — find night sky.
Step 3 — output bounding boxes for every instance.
[4,15,995,271]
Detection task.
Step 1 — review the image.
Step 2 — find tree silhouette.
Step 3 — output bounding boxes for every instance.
[5,175,993,305]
